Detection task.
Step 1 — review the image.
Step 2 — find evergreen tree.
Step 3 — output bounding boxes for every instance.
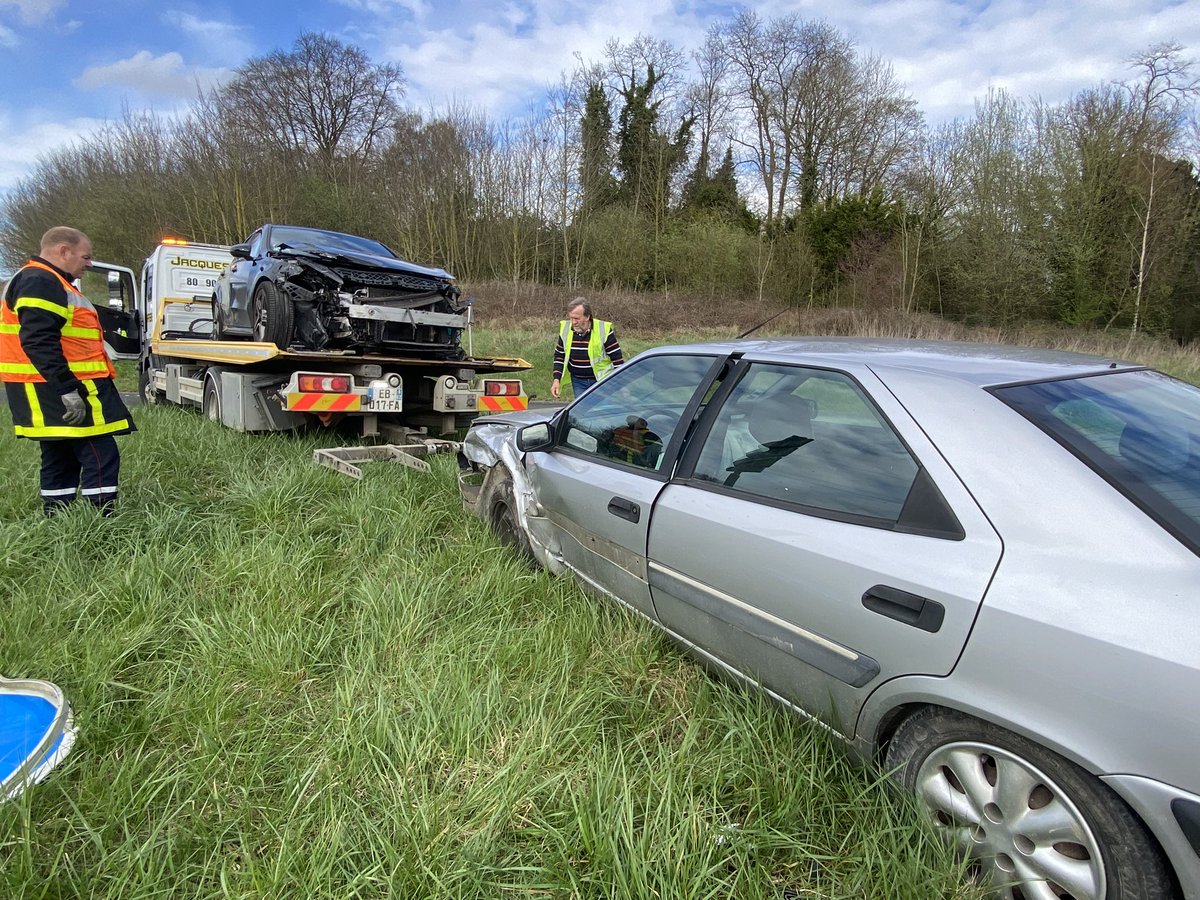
[680,146,754,228]
[615,63,692,223]
[579,82,618,214]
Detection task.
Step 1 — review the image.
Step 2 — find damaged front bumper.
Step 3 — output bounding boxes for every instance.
[457,411,568,574]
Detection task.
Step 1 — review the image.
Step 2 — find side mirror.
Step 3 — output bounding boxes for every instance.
[230,243,252,260]
[516,422,552,452]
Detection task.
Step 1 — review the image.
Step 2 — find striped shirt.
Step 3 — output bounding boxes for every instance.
[553,323,624,381]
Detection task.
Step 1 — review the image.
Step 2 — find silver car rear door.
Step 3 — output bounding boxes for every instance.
[647,359,1003,736]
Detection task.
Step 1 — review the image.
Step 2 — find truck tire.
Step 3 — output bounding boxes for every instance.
[138,365,164,406]
[202,377,222,424]
[251,281,293,349]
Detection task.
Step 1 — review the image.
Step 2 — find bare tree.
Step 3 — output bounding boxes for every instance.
[821,53,924,201]
[712,10,799,229]
[1124,44,1200,337]
[687,31,735,182]
[212,32,405,178]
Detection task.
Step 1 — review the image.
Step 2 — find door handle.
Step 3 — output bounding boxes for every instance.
[861,584,944,633]
[607,496,640,523]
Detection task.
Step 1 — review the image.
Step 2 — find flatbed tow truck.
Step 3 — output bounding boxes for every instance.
[88,239,531,474]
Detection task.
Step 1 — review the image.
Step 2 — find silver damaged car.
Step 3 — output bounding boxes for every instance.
[458,338,1200,900]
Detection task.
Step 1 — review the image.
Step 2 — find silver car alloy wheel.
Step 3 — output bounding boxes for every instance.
[915,741,1105,900]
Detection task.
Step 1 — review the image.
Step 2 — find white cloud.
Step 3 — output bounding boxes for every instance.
[0,0,65,25]
[161,11,254,66]
[0,113,108,194]
[722,0,1200,125]
[381,0,716,118]
[334,0,431,22]
[0,22,16,46]
[73,50,231,98]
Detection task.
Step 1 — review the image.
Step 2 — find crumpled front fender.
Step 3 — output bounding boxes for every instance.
[459,416,567,574]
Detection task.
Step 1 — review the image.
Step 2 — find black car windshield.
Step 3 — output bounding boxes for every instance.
[994,369,1200,555]
[267,226,396,259]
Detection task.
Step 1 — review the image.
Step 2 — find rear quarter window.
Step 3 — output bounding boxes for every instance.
[993,370,1200,555]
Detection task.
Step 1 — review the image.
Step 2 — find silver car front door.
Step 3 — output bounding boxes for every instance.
[647,361,1003,736]
[525,354,721,620]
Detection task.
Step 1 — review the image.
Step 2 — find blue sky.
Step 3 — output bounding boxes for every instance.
[0,0,1197,196]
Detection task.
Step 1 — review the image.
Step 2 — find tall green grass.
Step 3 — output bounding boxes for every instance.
[0,403,983,899]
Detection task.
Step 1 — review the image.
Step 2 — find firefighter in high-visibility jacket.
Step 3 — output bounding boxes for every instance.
[0,227,135,516]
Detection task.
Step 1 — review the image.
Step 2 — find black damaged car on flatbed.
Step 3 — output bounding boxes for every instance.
[212,224,469,358]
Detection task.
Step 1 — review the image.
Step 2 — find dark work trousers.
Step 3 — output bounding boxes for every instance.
[39,435,121,516]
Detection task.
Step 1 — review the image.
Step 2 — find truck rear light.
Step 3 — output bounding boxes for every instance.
[484,380,522,397]
[298,374,352,393]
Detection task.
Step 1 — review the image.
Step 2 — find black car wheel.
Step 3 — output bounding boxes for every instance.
[885,707,1177,900]
[211,293,227,339]
[251,281,294,349]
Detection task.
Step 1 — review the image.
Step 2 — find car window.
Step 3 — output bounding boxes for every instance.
[246,229,264,257]
[691,364,920,523]
[994,369,1200,555]
[560,354,715,473]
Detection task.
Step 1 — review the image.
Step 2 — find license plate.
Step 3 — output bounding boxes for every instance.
[367,382,402,412]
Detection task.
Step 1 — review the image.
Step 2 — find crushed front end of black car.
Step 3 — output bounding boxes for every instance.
[275,248,469,358]
[217,224,472,358]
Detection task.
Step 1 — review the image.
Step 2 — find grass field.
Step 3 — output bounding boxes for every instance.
[1,399,981,899]
[6,307,1198,899]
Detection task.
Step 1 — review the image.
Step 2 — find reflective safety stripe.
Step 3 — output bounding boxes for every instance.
[70,360,110,374]
[84,384,104,422]
[40,488,79,497]
[15,418,132,438]
[478,396,529,412]
[79,487,117,497]
[0,360,109,376]
[61,325,102,339]
[13,296,70,319]
[25,382,43,429]
[288,392,362,412]
[0,321,94,340]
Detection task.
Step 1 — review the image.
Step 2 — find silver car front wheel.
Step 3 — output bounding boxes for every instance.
[885,708,1176,900]
[487,474,534,563]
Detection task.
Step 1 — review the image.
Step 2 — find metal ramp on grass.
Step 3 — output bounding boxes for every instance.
[313,431,460,479]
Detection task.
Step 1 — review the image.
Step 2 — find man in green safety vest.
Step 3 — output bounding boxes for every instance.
[550,298,624,399]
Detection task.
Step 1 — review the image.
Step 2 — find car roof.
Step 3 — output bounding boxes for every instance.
[641,337,1145,388]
